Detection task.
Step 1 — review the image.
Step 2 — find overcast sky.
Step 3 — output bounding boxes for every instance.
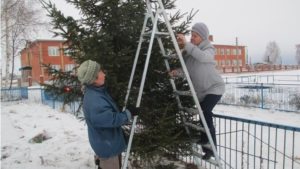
[45,0,300,64]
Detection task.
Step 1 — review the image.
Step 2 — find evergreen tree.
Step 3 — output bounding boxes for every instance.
[40,0,198,166]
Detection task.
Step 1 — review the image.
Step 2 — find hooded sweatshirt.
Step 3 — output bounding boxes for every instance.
[177,40,225,102]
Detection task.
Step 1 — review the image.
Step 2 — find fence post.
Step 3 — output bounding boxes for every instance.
[240,66,242,72]
[261,83,264,109]
[40,75,44,85]
[223,66,226,73]
[17,78,22,87]
[28,76,32,87]
[232,66,234,73]
[248,65,250,72]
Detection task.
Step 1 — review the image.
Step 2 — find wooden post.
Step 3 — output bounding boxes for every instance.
[28,76,32,87]
[39,75,44,85]
[232,66,235,73]
[223,66,226,73]
[17,77,22,87]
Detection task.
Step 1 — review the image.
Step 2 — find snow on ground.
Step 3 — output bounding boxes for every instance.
[1,102,95,169]
[1,101,300,169]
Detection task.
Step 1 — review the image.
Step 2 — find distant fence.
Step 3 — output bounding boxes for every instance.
[220,83,300,112]
[223,74,300,84]
[217,64,299,74]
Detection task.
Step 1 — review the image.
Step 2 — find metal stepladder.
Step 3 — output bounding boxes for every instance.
[121,0,223,168]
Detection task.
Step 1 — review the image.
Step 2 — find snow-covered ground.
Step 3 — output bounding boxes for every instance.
[1,70,300,169]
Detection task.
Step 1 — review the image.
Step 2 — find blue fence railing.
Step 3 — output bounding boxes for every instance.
[1,87,28,102]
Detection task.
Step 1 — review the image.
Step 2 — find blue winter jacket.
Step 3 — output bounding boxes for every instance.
[83,84,132,158]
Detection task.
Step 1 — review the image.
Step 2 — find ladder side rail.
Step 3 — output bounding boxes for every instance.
[146,6,202,166]
[122,13,151,111]
[150,4,202,168]
[147,4,194,139]
[122,10,162,169]
[156,0,223,168]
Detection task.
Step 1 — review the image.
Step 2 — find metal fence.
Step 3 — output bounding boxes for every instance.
[220,83,300,112]
[1,87,300,168]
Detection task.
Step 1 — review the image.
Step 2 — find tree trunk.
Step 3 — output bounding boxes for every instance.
[4,0,11,88]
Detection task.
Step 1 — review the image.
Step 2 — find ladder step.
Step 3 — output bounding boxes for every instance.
[162,54,178,60]
[142,31,170,38]
[191,139,213,150]
[174,90,193,96]
[180,107,199,115]
[185,122,205,132]
[192,150,219,166]
[173,73,186,78]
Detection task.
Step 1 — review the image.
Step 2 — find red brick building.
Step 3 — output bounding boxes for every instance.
[19,37,246,83]
[19,39,75,82]
[209,35,247,69]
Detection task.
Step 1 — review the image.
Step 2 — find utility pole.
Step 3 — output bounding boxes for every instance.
[236,37,239,73]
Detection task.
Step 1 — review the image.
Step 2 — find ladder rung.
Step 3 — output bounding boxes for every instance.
[192,150,219,166]
[180,107,198,115]
[173,73,186,78]
[142,31,170,38]
[174,90,193,96]
[185,122,205,132]
[162,54,178,60]
[191,139,212,150]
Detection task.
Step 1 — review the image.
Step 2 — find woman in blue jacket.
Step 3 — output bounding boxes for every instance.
[77,60,139,169]
[169,23,225,160]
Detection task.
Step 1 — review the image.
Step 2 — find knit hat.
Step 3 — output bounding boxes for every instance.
[77,60,101,85]
[191,22,209,40]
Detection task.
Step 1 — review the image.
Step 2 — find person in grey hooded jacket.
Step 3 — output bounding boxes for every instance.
[169,22,225,160]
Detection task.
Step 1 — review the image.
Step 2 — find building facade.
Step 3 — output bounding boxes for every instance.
[19,39,75,82]
[209,35,247,69]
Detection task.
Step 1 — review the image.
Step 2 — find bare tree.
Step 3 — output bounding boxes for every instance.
[296,44,300,65]
[263,41,280,64]
[1,0,49,88]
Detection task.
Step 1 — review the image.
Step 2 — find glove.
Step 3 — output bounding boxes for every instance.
[129,107,140,117]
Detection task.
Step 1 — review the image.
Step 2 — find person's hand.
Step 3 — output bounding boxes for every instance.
[129,107,140,117]
[169,70,179,77]
[176,34,187,47]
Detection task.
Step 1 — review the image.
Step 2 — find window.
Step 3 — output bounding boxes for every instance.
[215,48,218,55]
[48,46,59,56]
[51,65,61,70]
[238,49,242,55]
[222,60,225,66]
[214,60,218,66]
[239,60,242,66]
[233,49,237,55]
[226,49,230,55]
[227,60,231,66]
[220,49,224,55]
[63,47,71,56]
[65,64,75,72]
[232,60,237,66]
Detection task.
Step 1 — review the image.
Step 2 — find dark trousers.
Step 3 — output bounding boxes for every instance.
[199,94,222,153]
